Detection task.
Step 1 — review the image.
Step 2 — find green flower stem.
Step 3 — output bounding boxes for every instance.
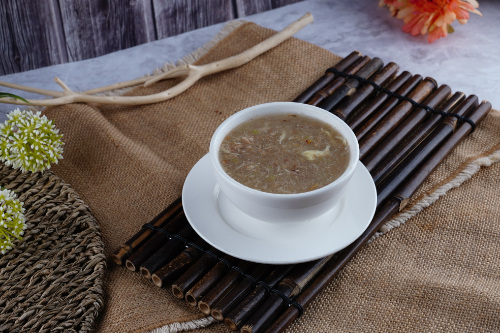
[0,92,29,104]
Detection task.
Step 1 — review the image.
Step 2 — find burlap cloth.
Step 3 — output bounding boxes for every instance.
[42,22,500,332]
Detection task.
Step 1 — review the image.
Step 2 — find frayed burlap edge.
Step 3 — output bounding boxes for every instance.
[370,146,500,242]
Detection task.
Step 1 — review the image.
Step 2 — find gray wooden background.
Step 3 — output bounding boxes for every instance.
[0,0,303,75]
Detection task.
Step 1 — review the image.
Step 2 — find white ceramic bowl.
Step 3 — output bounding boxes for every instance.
[209,102,359,224]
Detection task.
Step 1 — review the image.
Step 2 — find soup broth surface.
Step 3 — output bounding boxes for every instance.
[219,114,350,194]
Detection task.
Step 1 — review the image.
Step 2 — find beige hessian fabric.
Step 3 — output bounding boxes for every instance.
[41,22,500,332]
[286,158,500,332]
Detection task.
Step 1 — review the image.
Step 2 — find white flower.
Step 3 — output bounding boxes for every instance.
[0,188,26,255]
[0,109,64,173]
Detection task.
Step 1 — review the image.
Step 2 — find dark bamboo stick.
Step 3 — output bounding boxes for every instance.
[241,255,333,333]
[376,101,491,207]
[224,265,294,331]
[184,255,240,306]
[293,51,362,103]
[111,197,182,265]
[393,101,492,210]
[262,102,492,333]
[369,94,477,184]
[209,265,271,319]
[358,79,442,160]
[307,55,370,106]
[331,62,400,121]
[125,211,187,271]
[139,225,199,279]
[354,75,424,139]
[194,261,256,312]
[151,238,209,287]
[318,57,384,112]
[171,247,224,299]
[263,199,399,333]
[348,71,412,131]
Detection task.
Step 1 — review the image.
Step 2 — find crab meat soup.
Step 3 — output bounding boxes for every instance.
[219,114,350,194]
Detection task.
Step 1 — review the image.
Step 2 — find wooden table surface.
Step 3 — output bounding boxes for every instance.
[0,0,303,75]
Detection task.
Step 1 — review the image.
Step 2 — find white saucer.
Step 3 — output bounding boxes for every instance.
[182,154,377,264]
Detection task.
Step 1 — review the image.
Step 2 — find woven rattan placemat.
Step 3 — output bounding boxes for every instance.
[0,164,105,332]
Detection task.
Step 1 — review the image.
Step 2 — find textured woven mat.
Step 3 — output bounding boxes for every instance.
[0,164,105,332]
[40,21,500,332]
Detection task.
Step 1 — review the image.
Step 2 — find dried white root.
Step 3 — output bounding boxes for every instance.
[0,13,313,107]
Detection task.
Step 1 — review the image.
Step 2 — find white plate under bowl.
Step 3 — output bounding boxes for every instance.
[182,154,377,264]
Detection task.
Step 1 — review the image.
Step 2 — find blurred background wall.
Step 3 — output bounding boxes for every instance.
[0,0,304,75]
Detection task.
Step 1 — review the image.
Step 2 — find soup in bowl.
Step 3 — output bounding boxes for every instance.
[209,102,359,224]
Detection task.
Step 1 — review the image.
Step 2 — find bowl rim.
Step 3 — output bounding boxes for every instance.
[209,101,360,199]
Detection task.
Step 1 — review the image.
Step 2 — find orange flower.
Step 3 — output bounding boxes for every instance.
[378,0,404,16]
[380,0,482,43]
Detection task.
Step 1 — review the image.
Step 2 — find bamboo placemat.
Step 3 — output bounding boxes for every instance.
[39,21,500,332]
